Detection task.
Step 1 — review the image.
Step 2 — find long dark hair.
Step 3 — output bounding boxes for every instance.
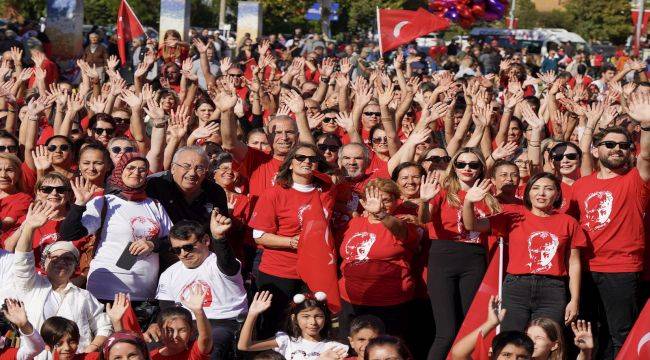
[523,172,562,210]
[364,335,413,360]
[285,293,332,341]
[275,143,330,189]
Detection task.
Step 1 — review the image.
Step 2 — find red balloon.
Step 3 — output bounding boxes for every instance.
[459,6,472,19]
[459,17,474,28]
[470,4,486,17]
[430,2,445,12]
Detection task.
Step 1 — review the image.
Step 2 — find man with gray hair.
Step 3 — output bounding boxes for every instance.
[332,142,374,234]
[146,146,228,269]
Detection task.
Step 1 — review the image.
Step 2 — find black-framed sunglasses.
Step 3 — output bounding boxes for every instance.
[372,136,388,144]
[551,153,579,162]
[93,127,115,136]
[364,112,381,117]
[322,117,337,124]
[454,161,482,170]
[318,144,340,153]
[113,117,130,125]
[598,141,632,150]
[39,185,70,194]
[47,144,70,152]
[425,155,451,163]
[0,145,18,153]
[294,154,318,163]
[111,146,136,154]
[170,239,202,255]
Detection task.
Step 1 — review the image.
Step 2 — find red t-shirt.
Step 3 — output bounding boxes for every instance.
[425,190,492,245]
[28,58,59,88]
[150,341,209,360]
[339,216,420,306]
[54,351,100,360]
[558,181,578,215]
[366,152,390,179]
[0,192,31,224]
[237,148,283,199]
[491,206,587,276]
[332,174,375,239]
[249,184,335,279]
[20,162,37,194]
[571,168,650,272]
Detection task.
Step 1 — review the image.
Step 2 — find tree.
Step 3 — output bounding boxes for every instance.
[565,0,632,44]
[513,0,539,29]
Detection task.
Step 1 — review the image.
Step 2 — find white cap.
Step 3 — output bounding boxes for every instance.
[42,241,80,261]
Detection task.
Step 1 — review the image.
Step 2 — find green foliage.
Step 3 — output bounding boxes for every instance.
[565,0,632,45]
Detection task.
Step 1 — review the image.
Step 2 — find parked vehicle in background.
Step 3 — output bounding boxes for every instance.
[469,27,589,55]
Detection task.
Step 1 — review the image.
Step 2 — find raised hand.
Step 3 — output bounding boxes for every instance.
[318,58,335,78]
[88,95,107,114]
[144,98,165,121]
[110,77,127,97]
[276,103,291,116]
[17,68,34,83]
[377,82,395,108]
[32,145,52,171]
[190,121,220,142]
[106,293,131,324]
[133,63,149,79]
[317,347,348,360]
[71,176,98,206]
[419,171,441,202]
[340,57,352,75]
[584,101,605,129]
[486,295,506,327]
[628,92,650,124]
[32,51,45,67]
[119,89,143,109]
[521,103,544,129]
[406,127,433,146]
[492,142,519,160]
[24,201,56,228]
[9,47,22,65]
[210,208,233,239]
[307,112,325,130]
[504,91,523,110]
[466,179,492,203]
[280,90,305,114]
[1,299,29,329]
[34,67,47,82]
[181,284,207,312]
[249,291,273,316]
[429,102,450,121]
[107,55,120,70]
[571,320,593,351]
[193,38,208,54]
[220,57,232,74]
[360,186,384,215]
[167,110,189,139]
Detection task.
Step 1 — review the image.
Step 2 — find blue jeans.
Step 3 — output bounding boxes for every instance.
[501,274,567,332]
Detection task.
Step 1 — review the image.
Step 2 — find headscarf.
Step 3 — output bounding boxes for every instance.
[107,152,149,202]
[102,331,149,360]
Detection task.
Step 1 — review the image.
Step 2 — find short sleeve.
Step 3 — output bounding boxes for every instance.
[155,271,172,301]
[0,193,31,223]
[81,196,106,235]
[249,189,278,234]
[188,340,210,359]
[273,332,290,355]
[569,219,588,249]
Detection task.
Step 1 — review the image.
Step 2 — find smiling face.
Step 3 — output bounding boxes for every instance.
[454,152,482,185]
[269,118,297,157]
[507,120,523,143]
[121,159,148,188]
[213,161,237,189]
[90,120,115,146]
[396,166,421,199]
[79,149,108,184]
[170,234,210,269]
[291,147,318,180]
[362,104,381,129]
[597,132,631,170]
[47,138,72,166]
[171,150,208,193]
[493,163,520,196]
[371,129,389,156]
[109,139,136,165]
[550,146,580,176]
[52,334,79,360]
[44,249,76,284]
[421,148,450,172]
[294,307,325,339]
[108,342,147,360]
[160,94,177,111]
[0,158,18,193]
[36,178,70,209]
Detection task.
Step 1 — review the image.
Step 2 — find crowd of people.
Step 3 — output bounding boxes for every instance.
[0,14,648,360]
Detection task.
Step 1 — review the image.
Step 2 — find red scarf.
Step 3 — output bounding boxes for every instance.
[107,153,149,202]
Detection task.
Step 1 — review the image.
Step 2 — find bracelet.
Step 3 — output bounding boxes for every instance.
[528,141,541,147]
[320,77,330,82]
[641,126,650,131]
[373,211,388,220]
[489,153,495,161]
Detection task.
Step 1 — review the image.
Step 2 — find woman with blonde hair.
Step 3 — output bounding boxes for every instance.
[158,29,189,64]
[419,147,501,359]
[0,153,31,230]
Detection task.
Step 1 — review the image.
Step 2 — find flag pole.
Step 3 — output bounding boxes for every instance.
[497,237,504,334]
[376,6,383,55]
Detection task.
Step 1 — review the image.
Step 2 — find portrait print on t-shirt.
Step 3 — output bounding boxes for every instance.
[583,191,613,231]
[180,280,213,307]
[343,232,376,262]
[527,231,559,273]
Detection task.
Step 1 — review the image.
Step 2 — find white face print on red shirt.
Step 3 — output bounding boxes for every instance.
[180,280,213,307]
[583,191,613,231]
[297,204,312,227]
[527,231,559,273]
[344,232,376,262]
[130,216,160,242]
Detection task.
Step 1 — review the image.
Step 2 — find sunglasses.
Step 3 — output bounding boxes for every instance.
[455,161,482,170]
[47,144,70,152]
[111,146,136,154]
[0,145,18,153]
[364,112,381,117]
[322,117,337,124]
[113,117,130,125]
[318,144,340,153]
[70,129,81,135]
[93,127,115,136]
[372,136,388,144]
[598,141,632,150]
[170,239,202,255]
[294,154,318,163]
[39,185,70,194]
[425,155,451,163]
[551,153,579,162]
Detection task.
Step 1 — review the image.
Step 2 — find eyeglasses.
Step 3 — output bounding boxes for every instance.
[372,136,388,144]
[173,163,207,174]
[318,144,340,153]
[454,161,482,170]
[93,127,115,136]
[598,141,632,150]
[322,117,337,124]
[551,153,579,161]
[39,185,70,194]
[364,112,381,117]
[111,146,136,154]
[0,145,18,153]
[294,154,318,163]
[47,144,70,152]
[170,239,202,255]
[425,155,451,163]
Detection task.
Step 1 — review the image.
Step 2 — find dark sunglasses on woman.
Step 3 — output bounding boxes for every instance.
[551,153,579,161]
[47,144,70,152]
[454,161,482,170]
[294,154,318,163]
[39,185,70,194]
[318,144,340,153]
[426,155,451,163]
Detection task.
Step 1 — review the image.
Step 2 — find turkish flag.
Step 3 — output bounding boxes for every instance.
[378,7,450,53]
[446,243,503,360]
[616,299,650,360]
[296,174,341,313]
[116,0,145,66]
[121,304,142,334]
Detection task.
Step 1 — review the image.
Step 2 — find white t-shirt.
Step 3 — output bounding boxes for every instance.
[0,250,14,284]
[156,253,248,320]
[82,195,173,300]
[274,333,348,360]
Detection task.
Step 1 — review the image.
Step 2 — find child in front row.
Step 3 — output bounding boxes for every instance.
[238,291,349,359]
[345,315,384,360]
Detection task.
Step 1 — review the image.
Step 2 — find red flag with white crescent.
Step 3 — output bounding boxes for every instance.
[116,0,145,66]
[377,7,450,53]
[616,299,650,360]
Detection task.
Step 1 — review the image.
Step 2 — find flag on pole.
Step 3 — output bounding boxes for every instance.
[116,0,145,66]
[446,239,504,360]
[616,299,650,360]
[377,7,450,54]
[296,175,341,313]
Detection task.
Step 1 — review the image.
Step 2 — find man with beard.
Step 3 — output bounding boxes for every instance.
[570,94,650,359]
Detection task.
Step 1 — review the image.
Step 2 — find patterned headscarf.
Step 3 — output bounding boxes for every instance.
[107,152,149,202]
